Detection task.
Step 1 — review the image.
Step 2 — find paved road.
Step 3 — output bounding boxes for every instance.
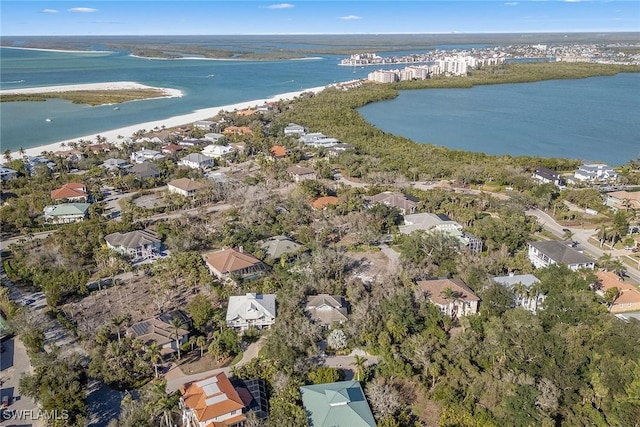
[0,231,54,251]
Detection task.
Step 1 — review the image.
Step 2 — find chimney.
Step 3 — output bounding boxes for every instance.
[509,272,515,277]
[239,246,243,253]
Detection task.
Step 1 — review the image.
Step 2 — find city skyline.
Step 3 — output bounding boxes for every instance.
[1,1,639,36]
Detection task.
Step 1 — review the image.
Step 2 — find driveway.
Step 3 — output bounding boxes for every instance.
[323,349,379,380]
[0,337,43,427]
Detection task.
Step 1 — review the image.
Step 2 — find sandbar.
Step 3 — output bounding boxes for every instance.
[8,85,327,159]
[0,81,183,98]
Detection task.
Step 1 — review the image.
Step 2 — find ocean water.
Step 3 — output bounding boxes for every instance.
[1,42,639,166]
[359,73,640,166]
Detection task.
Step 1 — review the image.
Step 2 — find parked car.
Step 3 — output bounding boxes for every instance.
[1,395,9,407]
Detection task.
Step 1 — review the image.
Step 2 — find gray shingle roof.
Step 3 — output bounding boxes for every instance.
[528,241,593,265]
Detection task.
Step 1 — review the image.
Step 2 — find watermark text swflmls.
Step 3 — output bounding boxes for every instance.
[2,409,70,421]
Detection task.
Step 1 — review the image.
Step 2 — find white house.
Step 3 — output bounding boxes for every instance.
[226,293,276,331]
[532,167,566,187]
[528,241,595,271]
[573,163,617,183]
[178,153,214,170]
[202,144,235,159]
[492,273,545,313]
[130,149,165,164]
[284,123,307,136]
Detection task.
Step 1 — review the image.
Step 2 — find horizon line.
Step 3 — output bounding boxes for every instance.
[2,30,640,37]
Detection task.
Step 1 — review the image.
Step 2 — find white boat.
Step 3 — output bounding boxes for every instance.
[113,107,120,111]
[45,118,52,122]
[207,74,215,78]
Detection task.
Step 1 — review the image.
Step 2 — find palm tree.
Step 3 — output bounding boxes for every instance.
[440,286,457,318]
[18,147,25,157]
[170,317,185,360]
[111,315,128,342]
[353,355,367,381]
[147,342,163,378]
[196,335,206,359]
[596,224,609,248]
[3,149,11,162]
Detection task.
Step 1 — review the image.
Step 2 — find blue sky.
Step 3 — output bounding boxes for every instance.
[1,1,638,36]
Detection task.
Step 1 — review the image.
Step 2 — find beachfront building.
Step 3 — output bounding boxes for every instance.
[573,163,618,183]
[299,133,340,147]
[532,167,566,187]
[399,213,483,253]
[23,156,56,176]
[367,69,398,83]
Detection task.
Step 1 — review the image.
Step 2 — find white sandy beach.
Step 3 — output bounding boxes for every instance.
[0,46,110,54]
[0,81,183,98]
[8,85,327,159]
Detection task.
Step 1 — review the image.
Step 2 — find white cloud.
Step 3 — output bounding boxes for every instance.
[41,9,59,14]
[504,2,519,6]
[264,3,294,9]
[68,7,98,13]
[340,15,362,20]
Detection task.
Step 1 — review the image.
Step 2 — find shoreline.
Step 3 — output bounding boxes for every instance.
[7,85,327,159]
[0,46,111,54]
[0,81,183,98]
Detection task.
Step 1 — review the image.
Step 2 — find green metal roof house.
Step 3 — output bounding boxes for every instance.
[43,202,91,224]
[300,381,376,427]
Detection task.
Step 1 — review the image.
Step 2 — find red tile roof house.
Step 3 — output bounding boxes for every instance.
[417,278,480,318]
[168,178,207,197]
[204,248,268,282]
[593,270,640,313]
[180,372,247,427]
[50,182,88,202]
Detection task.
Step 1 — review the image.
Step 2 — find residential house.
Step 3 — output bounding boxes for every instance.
[43,203,91,224]
[87,143,114,154]
[236,108,256,117]
[23,155,56,176]
[312,196,339,210]
[204,248,268,281]
[532,167,566,187]
[258,235,306,261]
[605,190,640,213]
[127,310,190,356]
[287,165,317,182]
[300,381,377,427]
[223,126,253,136]
[226,293,276,330]
[206,171,228,183]
[102,158,131,173]
[0,166,17,182]
[593,270,640,313]
[573,163,617,183]
[202,144,235,159]
[492,273,545,312]
[180,372,246,427]
[128,162,160,179]
[417,278,480,318]
[50,182,88,202]
[231,378,269,420]
[284,123,307,136]
[527,241,595,270]
[161,144,185,156]
[399,213,483,253]
[179,153,214,170]
[299,132,340,147]
[269,145,288,159]
[130,149,165,164]
[168,178,206,197]
[204,133,226,144]
[193,120,216,131]
[369,191,418,215]
[306,294,349,327]
[105,229,163,262]
[179,138,209,148]
[54,149,85,161]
